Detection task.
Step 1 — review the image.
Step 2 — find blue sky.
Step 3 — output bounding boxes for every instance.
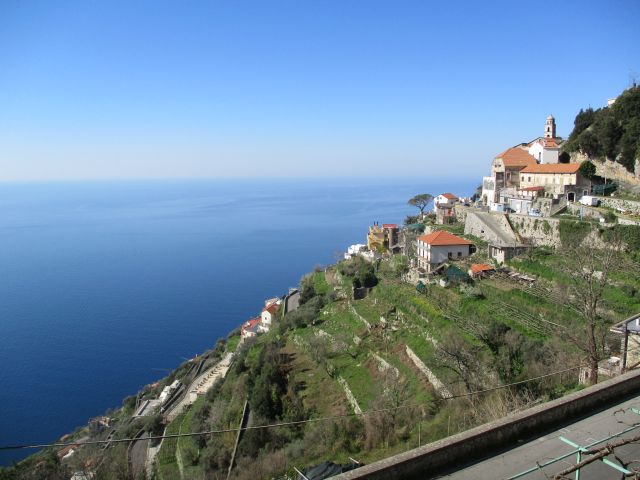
[1,0,639,181]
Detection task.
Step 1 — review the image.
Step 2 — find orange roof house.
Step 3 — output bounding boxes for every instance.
[416,230,474,272]
[494,148,538,168]
[241,317,261,339]
[519,163,581,174]
[418,230,472,246]
[469,263,496,277]
[264,303,279,315]
[518,162,591,201]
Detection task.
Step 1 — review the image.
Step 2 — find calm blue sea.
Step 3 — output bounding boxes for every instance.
[0,178,475,465]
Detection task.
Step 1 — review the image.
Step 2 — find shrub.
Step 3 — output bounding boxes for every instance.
[559,220,592,246]
[579,160,596,179]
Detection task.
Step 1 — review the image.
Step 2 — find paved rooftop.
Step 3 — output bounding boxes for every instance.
[438,394,640,479]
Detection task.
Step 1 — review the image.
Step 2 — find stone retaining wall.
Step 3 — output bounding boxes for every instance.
[598,197,640,215]
[405,346,452,399]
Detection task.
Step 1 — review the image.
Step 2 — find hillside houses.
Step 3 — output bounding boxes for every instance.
[367,223,400,253]
[416,230,474,272]
[482,115,596,215]
[241,298,282,340]
[434,193,458,210]
[241,317,262,340]
[526,115,561,164]
[519,163,592,202]
[484,147,538,205]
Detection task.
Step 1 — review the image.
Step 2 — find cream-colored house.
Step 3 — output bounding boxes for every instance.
[489,148,537,203]
[260,302,279,330]
[416,230,473,272]
[519,163,591,201]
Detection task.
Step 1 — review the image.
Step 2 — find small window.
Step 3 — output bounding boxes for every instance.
[448,252,453,259]
[457,252,462,258]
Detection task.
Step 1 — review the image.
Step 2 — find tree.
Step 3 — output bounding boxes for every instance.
[557,232,623,385]
[408,193,433,217]
[436,331,487,393]
[578,160,596,179]
[364,372,414,449]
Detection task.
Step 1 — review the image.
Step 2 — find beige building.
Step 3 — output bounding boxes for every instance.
[489,148,537,202]
[519,163,591,200]
[367,223,400,252]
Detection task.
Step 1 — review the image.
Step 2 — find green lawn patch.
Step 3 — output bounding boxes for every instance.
[313,271,330,295]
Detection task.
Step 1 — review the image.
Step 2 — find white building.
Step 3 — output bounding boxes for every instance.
[260,302,279,331]
[344,244,366,259]
[159,380,181,404]
[241,317,261,339]
[527,137,560,164]
[416,230,473,271]
[481,176,496,206]
[433,193,458,211]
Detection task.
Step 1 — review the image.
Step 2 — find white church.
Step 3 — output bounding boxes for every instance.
[526,115,561,164]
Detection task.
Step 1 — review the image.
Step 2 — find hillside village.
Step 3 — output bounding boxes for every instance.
[4,97,640,480]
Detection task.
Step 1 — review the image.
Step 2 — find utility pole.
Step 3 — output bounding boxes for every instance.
[622,321,629,372]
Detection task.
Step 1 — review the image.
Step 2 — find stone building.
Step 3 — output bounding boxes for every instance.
[519,163,592,201]
[487,148,537,203]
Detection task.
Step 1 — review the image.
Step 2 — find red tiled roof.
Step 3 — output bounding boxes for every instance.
[529,137,560,148]
[264,303,279,314]
[440,193,458,200]
[57,445,77,458]
[495,148,538,168]
[520,163,581,174]
[382,223,398,229]
[520,186,545,192]
[242,317,261,330]
[471,263,495,274]
[417,230,472,246]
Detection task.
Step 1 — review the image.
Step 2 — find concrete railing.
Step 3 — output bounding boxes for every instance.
[333,369,640,480]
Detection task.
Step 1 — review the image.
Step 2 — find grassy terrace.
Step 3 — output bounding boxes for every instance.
[138,224,640,478]
[156,413,185,480]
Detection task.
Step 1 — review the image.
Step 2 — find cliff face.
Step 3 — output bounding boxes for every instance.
[569,152,640,186]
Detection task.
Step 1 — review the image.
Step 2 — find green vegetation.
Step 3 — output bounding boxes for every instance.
[564,86,640,171]
[578,160,596,179]
[338,255,378,289]
[5,219,640,480]
[157,413,186,480]
[558,219,592,246]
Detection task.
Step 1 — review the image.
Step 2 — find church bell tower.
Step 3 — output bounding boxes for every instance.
[544,115,556,138]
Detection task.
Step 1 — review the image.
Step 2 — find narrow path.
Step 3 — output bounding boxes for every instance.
[165,352,233,422]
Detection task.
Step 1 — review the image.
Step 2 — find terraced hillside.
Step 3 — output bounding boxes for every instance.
[4,222,639,480]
